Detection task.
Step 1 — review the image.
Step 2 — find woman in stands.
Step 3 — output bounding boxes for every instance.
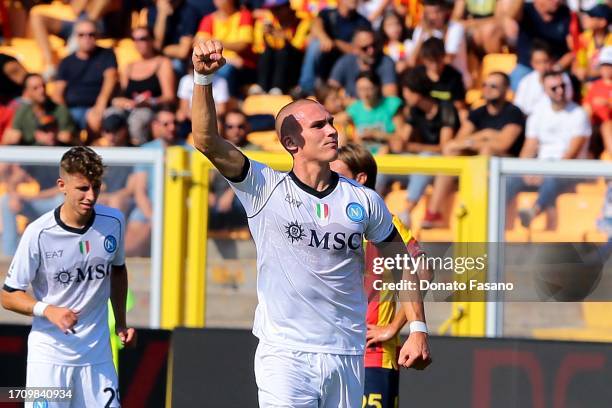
[346,71,403,154]
[108,27,176,145]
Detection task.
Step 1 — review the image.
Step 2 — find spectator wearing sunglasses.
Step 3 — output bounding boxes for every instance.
[108,27,176,146]
[514,40,573,116]
[507,70,591,228]
[222,109,260,151]
[444,72,524,158]
[328,27,397,98]
[52,20,118,135]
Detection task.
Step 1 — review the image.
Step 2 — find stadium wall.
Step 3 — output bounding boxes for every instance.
[168,328,612,408]
[0,324,171,408]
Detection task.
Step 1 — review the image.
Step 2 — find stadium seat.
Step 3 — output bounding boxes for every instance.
[465,89,483,107]
[481,53,517,78]
[0,38,45,73]
[242,94,292,116]
[30,1,76,21]
[16,181,41,196]
[113,39,141,70]
[531,192,604,242]
[383,189,408,215]
[575,178,606,195]
[247,130,277,148]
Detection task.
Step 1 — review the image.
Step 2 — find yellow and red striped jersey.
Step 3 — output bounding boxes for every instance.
[364,216,414,370]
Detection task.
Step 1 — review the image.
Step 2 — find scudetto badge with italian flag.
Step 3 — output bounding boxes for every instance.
[315,203,329,221]
[79,240,91,255]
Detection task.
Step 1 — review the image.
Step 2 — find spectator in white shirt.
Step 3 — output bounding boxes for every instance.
[514,40,573,116]
[409,0,471,88]
[507,70,591,227]
[176,60,230,134]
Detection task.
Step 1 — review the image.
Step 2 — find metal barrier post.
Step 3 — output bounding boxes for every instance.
[161,147,189,328]
[185,153,209,327]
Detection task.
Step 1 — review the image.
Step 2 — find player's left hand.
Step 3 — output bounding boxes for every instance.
[116,327,137,347]
[366,324,396,348]
[398,332,431,370]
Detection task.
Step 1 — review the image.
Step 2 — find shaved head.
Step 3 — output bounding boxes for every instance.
[274,98,338,161]
[275,99,322,153]
[275,99,321,139]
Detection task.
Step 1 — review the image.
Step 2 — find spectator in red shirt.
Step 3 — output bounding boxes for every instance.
[584,46,612,158]
[196,0,256,97]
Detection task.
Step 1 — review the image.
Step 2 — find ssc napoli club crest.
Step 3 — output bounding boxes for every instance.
[104,235,117,253]
[346,202,365,222]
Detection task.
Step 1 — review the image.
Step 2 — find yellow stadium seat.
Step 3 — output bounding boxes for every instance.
[0,39,44,73]
[261,140,285,152]
[531,192,604,242]
[113,39,141,70]
[247,130,277,146]
[383,189,408,215]
[583,303,612,329]
[465,89,483,107]
[30,1,76,21]
[16,181,41,197]
[576,178,606,195]
[242,94,292,116]
[481,53,517,78]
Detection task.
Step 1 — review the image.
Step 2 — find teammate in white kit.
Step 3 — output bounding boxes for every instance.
[1,147,136,408]
[192,40,431,407]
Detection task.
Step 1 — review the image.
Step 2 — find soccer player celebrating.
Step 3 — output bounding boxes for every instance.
[331,143,432,408]
[1,147,135,407]
[192,39,431,407]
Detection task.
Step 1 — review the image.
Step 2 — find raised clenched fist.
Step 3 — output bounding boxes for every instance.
[192,39,226,76]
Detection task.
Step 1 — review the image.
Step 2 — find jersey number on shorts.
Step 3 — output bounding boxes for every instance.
[104,387,120,408]
[363,393,383,408]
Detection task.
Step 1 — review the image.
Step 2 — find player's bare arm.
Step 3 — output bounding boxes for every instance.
[191,39,246,180]
[110,264,136,347]
[374,232,432,370]
[1,288,78,334]
[366,310,407,348]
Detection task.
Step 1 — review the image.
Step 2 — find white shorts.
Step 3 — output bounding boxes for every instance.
[255,342,364,408]
[25,361,120,408]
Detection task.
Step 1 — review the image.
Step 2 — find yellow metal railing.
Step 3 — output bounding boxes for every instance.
[161,150,488,336]
[161,148,189,329]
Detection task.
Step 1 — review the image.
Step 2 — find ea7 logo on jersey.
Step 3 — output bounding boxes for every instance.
[285,194,303,208]
[45,250,64,259]
[104,235,117,253]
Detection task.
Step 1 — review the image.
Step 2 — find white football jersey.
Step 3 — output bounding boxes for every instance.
[228,159,394,355]
[4,205,125,366]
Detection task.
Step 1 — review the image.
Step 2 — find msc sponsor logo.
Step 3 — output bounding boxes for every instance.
[104,235,117,253]
[53,263,112,285]
[308,230,361,251]
[284,221,306,243]
[284,221,361,250]
[346,202,365,222]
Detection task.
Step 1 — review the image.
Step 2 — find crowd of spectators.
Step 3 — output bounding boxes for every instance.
[0,0,611,251]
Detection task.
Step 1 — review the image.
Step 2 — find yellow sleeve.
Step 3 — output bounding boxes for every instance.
[392,215,413,244]
[290,18,312,51]
[253,20,266,54]
[236,21,254,44]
